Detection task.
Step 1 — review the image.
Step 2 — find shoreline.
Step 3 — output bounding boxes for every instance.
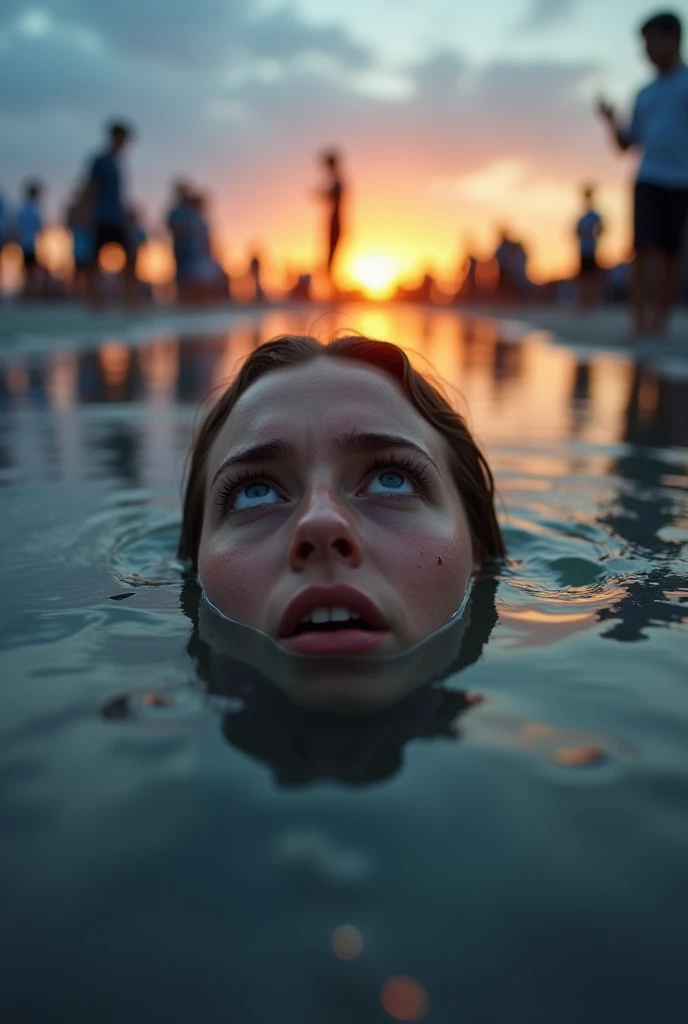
[1,298,687,362]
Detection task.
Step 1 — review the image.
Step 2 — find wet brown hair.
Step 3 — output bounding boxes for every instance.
[178,335,505,567]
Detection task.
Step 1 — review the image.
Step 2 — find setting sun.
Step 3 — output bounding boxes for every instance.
[348,254,398,300]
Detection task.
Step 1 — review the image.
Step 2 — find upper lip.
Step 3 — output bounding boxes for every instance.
[278,584,389,638]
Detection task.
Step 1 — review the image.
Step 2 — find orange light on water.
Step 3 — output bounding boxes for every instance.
[99,243,127,274]
[99,341,130,387]
[349,254,398,299]
[381,976,429,1021]
[331,925,363,961]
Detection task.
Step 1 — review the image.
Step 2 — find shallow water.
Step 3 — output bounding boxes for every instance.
[1,305,687,1023]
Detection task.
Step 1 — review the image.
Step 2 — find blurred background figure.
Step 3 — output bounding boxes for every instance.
[575,184,604,310]
[494,228,529,303]
[0,186,8,296]
[457,238,479,302]
[315,149,345,289]
[126,205,148,302]
[166,180,196,303]
[187,192,227,302]
[597,10,688,336]
[83,119,136,306]
[66,181,94,298]
[249,249,265,303]
[17,180,44,300]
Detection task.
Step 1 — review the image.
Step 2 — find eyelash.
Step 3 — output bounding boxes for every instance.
[214,454,431,516]
[368,454,430,493]
[214,468,273,514]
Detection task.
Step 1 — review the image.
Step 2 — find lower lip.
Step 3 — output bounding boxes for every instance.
[279,629,389,655]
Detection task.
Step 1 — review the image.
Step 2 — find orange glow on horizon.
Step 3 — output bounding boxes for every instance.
[348,253,399,298]
[7,164,631,299]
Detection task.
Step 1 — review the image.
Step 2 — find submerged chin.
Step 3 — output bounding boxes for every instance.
[278,628,394,656]
[280,674,412,713]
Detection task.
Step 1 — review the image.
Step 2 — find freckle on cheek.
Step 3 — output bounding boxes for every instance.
[437,556,443,566]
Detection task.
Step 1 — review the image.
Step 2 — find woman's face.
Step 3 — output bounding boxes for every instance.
[199,358,476,667]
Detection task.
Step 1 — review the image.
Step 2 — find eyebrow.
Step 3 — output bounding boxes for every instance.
[210,430,438,490]
[335,430,439,470]
[210,439,296,490]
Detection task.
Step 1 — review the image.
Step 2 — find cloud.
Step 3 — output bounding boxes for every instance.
[516,0,580,32]
[0,0,371,70]
[0,12,622,280]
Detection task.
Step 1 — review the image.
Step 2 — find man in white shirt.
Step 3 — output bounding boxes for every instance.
[598,11,688,336]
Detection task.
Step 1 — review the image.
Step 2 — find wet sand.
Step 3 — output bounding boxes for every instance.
[1,299,687,361]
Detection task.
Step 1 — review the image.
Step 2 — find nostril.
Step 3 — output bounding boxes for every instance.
[297,540,316,561]
[332,537,352,558]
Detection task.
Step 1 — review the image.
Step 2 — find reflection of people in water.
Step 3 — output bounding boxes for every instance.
[598,363,688,641]
[178,334,504,711]
[315,150,345,284]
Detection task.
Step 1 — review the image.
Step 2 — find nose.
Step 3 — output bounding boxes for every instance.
[289,488,363,571]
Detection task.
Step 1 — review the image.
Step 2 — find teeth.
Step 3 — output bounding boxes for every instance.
[299,606,356,625]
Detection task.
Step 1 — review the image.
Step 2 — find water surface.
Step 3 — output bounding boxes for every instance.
[1,305,687,1023]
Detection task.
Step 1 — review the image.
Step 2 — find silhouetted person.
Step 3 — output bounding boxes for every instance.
[315,149,345,286]
[575,184,604,310]
[83,119,136,306]
[0,188,7,296]
[17,180,44,299]
[126,205,146,267]
[494,228,528,302]
[598,11,688,336]
[459,250,479,301]
[166,180,196,303]
[66,182,95,297]
[187,193,226,302]
[249,250,265,303]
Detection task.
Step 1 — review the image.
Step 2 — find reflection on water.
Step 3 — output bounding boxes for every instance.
[0,305,687,1023]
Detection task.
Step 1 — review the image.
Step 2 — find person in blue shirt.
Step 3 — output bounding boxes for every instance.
[84,119,136,305]
[598,11,688,336]
[17,180,44,299]
[575,185,604,310]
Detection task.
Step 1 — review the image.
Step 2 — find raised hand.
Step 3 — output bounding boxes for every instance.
[596,97,616,123]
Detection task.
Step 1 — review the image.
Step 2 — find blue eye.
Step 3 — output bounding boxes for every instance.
[233,481,282,510]
[365,470,415,496]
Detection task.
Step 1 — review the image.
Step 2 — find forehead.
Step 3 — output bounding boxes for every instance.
[210,358,443,459]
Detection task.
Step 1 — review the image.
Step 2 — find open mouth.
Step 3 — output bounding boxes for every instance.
[278,588,389,655]
[290,607,376,637]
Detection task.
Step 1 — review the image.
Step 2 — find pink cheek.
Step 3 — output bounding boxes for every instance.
[198,543,264,622]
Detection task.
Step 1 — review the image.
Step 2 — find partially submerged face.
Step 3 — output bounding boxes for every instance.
[197,357,477,707]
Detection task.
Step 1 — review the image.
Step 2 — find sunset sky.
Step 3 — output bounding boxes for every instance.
[0,0,666,291]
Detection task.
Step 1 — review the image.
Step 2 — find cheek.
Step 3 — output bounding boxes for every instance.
[198,532,276,625]
[374,516,473,626]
